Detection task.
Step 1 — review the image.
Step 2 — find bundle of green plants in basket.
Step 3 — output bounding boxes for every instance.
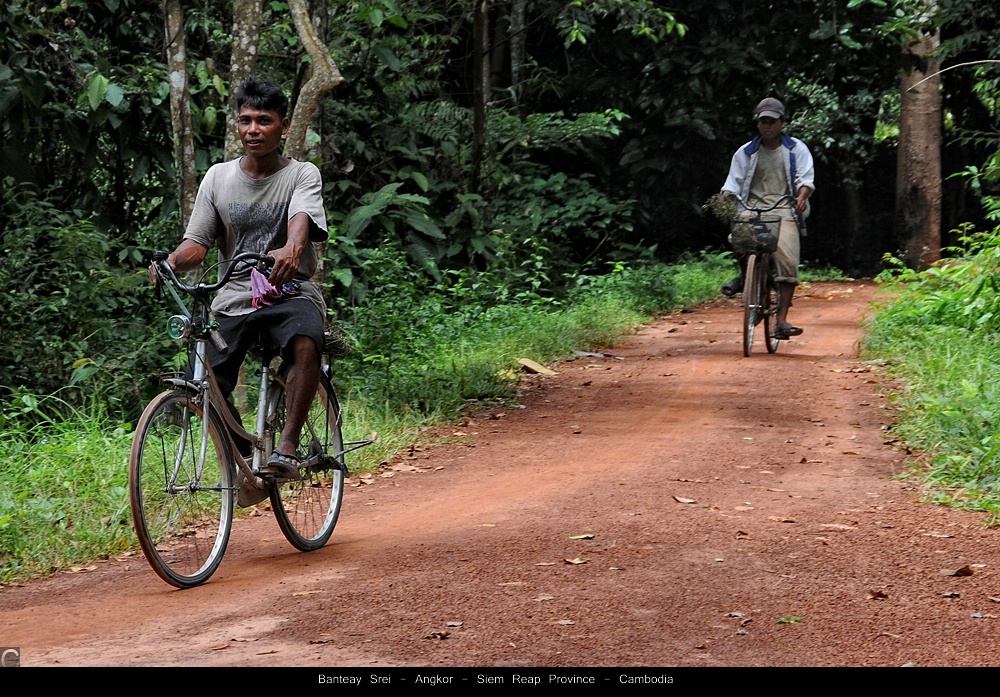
[730,217,779,255]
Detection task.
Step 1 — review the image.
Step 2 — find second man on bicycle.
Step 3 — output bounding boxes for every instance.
[719,97,815,339]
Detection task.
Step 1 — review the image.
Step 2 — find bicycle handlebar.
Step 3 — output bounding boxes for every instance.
[737,194,794,215]
[152,251,274,297]
[151,251,274,354]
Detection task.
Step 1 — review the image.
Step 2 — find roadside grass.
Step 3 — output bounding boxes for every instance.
[864,235,1000,522]
[800,264,846,282]
[0,398,134,582]
[0,253,732,583]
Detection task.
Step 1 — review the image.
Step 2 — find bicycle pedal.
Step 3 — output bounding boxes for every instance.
[253,465,301,482]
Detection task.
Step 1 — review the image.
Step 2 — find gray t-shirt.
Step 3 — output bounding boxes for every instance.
[748,146,794,220]
[184,157,328,317]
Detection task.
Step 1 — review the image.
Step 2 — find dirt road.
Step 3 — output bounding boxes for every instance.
[4,281,1000,668]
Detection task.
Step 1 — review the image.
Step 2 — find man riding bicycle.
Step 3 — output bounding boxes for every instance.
[719,97,814,339]
[151,76,328,480]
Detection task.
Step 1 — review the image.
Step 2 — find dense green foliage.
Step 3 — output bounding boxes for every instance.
[865,230,1000,519]
[3,0,1000,420]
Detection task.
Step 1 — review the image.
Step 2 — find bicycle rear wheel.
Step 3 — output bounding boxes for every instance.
[742,254,761,357]
[129,390,233,588]
[266,372,345,552]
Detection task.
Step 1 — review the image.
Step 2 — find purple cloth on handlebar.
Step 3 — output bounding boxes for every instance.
[250,267,300,310]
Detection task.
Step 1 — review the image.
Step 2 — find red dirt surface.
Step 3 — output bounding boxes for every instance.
[4,281,1000,668]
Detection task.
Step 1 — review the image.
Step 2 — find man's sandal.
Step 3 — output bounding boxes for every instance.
[257,449,301,481]
[775,322,803,340]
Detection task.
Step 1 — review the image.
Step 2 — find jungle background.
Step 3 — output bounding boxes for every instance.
[4,0,999,420]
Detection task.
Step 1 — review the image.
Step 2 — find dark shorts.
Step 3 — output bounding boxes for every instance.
[207,298,325,398]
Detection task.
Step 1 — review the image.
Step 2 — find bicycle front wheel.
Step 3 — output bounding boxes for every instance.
[129,390,234,588]
[742,254,761,357]
[266,372,345,552]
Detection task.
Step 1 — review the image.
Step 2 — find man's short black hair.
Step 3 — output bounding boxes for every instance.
[236,77,289,118]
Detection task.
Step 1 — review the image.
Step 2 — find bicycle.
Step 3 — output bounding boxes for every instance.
[129,251,372,588]
[729,195,794,357]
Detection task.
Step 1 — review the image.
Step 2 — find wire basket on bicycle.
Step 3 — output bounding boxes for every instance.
[730,215,780,255]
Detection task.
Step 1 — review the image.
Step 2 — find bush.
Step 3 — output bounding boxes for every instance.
[864,229,1000,518]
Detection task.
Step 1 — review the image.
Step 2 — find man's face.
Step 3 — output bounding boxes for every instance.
[238,105,289,158]
[757,116,784,141]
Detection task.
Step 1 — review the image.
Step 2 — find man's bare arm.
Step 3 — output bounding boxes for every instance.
[148,239,209,287]
[268,211,310,287]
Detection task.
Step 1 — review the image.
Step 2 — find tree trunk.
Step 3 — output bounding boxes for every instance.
[284,0,344,160]
[510,0,526,114]
[226,0,264,162]
[163,0,196,227]
[471,0,489,193]
[896,17,942,269]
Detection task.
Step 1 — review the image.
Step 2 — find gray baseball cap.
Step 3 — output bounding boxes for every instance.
[754,97,785,120]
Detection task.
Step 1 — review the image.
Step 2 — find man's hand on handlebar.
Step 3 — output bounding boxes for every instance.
[266,245,301,287]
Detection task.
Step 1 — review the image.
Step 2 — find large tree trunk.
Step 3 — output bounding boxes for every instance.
[225,0,264,161]
[896,19,942,269]
[471,0,489,193]
[510,0,526,114]
[284,0,344,160]
[283,0,344,294]
[163,0,196,227]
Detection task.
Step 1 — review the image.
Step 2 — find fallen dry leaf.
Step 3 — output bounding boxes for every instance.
[517,358,557,375]
[674,496,696,504]
[941,566,974,577]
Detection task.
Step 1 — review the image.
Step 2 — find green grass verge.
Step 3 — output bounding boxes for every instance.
[864,236,1000,523]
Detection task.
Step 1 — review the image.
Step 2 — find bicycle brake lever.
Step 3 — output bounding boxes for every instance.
[149,255,166,299]
[258,255,276,274]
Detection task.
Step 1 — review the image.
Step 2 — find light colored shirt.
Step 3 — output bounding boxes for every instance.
[722,135,815,220]
[184,158,328,317]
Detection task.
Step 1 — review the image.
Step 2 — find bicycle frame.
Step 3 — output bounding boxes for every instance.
[154,253,276,498]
